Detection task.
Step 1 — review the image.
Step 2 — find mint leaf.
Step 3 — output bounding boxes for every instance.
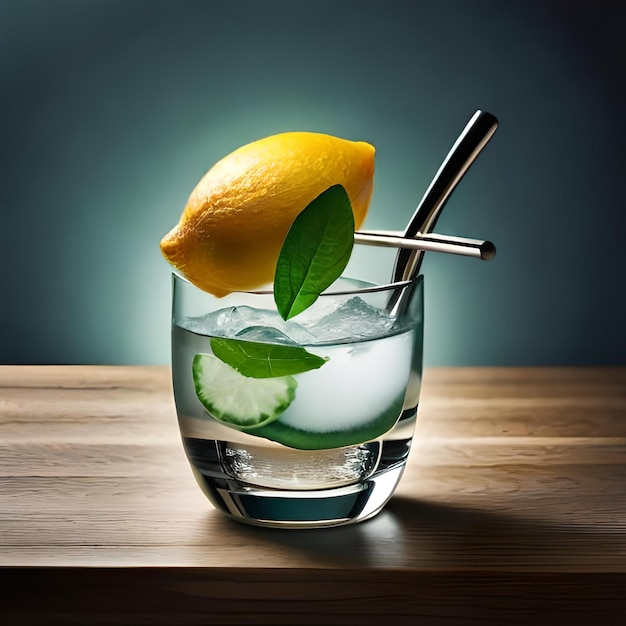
[274,184,355,320]
[210,336,328,379]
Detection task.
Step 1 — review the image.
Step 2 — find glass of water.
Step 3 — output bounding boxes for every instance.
[171,271,424,528]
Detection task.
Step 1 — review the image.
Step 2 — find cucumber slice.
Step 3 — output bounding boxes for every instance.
[244,393,405,450]
[192,353,296,429]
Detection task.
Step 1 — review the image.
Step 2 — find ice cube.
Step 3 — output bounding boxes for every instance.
[179,306,279,336]
[308,297,394,342]
[278,332,412,433]
[179,305,316,344]
[235,326,297,345]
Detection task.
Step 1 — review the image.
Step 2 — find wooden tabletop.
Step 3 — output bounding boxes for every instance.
[1,366,625,624]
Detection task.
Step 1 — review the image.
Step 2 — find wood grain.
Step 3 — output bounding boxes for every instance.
[1,366,625,624]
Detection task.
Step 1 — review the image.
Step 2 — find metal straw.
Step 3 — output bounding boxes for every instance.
[379,110,498,316]
[355,230,495,260]
[392,110,498,284]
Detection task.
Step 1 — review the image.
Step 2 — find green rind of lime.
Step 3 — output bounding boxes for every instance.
[192,353,296,429]
[243,394,405,450]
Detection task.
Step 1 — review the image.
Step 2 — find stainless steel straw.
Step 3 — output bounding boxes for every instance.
[393,110,498,283]
[354,230,495,260]
[384,110,498,315]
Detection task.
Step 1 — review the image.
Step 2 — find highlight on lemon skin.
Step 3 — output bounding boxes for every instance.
[160,132,375,296]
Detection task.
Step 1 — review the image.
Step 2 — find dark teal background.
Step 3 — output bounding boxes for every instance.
[2,0,624,365]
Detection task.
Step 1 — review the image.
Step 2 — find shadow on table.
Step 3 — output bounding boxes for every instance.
[225,496,626,568]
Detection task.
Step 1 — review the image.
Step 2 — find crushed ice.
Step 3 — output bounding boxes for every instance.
[179,296,395,344]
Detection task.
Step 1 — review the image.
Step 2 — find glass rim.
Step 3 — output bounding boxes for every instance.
[172,271,423,297]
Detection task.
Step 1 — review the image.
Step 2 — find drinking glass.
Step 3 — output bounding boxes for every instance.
[171,271,424,528]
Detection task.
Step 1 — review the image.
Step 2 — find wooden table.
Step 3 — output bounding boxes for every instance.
[1,366,625,624]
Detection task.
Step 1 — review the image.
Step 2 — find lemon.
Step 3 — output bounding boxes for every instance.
[160,132,375,296]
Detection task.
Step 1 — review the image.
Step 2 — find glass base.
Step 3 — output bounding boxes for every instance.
[183,436,412,529]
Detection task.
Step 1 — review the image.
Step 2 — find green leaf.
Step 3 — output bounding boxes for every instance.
[274,184,355,320]
[210,336,328,379]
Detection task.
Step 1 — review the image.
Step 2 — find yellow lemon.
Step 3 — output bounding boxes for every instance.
[160,132,375,296]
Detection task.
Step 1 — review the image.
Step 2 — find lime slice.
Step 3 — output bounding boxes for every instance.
[192,353,296,429]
